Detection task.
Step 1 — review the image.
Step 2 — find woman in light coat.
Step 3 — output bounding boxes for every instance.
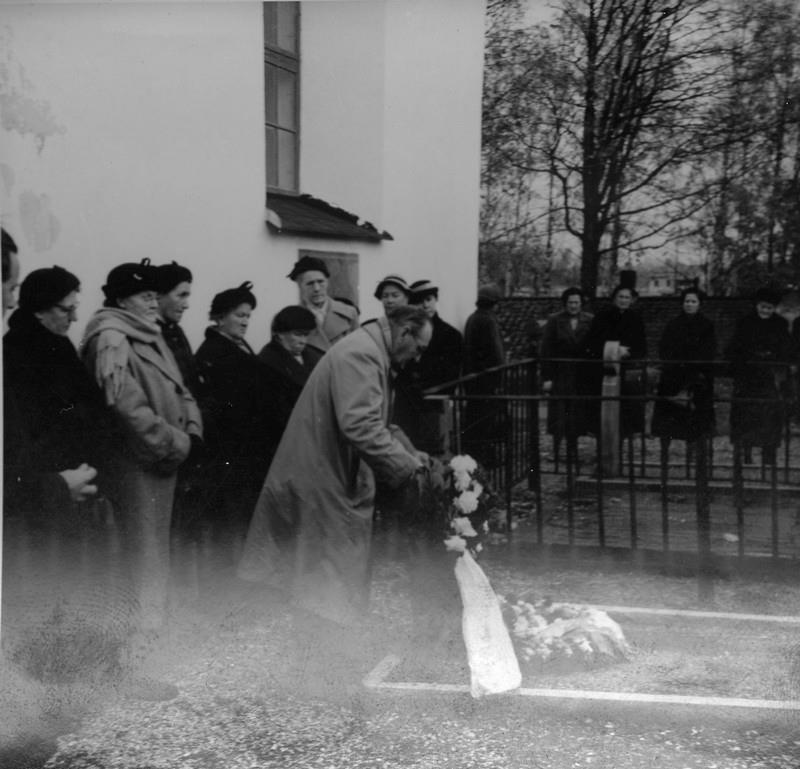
[81,259,202,634]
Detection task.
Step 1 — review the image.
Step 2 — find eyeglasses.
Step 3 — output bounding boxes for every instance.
[54,303,79,315]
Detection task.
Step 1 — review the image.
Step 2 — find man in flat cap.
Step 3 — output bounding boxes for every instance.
[288,255,359,356]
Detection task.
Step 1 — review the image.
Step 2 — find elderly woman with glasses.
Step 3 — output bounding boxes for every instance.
[3,265,116,517]
[3,265,127,696]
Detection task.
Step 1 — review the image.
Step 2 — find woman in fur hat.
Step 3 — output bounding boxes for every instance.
[194,282,275,553]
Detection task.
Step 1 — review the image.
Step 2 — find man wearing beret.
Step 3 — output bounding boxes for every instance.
[288,255,359,356]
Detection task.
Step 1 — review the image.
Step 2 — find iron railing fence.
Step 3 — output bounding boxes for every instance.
[423,357,800,563]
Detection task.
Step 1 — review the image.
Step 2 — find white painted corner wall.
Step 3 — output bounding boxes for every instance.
[1,0,484,348]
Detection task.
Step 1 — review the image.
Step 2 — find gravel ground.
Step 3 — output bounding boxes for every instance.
[0,544,794,769]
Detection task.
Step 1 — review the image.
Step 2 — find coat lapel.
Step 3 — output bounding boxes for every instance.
[133,337,185,389]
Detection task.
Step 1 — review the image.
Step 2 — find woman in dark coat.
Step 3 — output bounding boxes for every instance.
[651,288,717,445]
[4,266,115,521]
[583,284,648,436]
[461,283,506,466]
[725,287,793,464]
[195,282,274,548]
[393,279,463,454]
[3,267,122,677]
[540,287,593,453]
[257,305,322,452]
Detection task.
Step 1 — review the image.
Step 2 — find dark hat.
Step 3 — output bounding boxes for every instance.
[271,305,317,334]
[102,259,158,304]
[210,281,256,318]
[19,266,81,313]
[754,286,783,306]
[477,283,502,303]
[287,255,329,281]
[374,274,410,300]
[154,261,192,294]
[410,279,438,302]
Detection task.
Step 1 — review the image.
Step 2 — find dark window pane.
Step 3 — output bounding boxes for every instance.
[275,3,298,53]
[265,65,277,124]
[275,67,296,130]
[277,129,297,190]
[264,2,297,54]
[266,126,278,188]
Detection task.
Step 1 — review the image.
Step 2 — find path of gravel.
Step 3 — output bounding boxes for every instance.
[22,551,800,769]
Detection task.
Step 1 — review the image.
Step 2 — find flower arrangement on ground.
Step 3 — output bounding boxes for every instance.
[498,595,631,667]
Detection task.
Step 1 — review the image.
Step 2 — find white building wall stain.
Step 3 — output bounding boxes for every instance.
[0,26,65,153]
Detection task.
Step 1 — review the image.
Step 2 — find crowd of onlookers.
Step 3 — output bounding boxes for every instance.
[537,281,799,468]
[3,225,799,699]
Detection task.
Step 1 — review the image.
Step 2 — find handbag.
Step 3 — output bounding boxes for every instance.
[454,550,521,698]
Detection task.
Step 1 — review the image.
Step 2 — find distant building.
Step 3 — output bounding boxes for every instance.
[641,264,705,296]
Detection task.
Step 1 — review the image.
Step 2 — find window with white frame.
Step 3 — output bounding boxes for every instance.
[264,2,299,193]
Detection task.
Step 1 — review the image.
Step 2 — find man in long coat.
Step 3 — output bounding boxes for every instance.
[238,304,432,627]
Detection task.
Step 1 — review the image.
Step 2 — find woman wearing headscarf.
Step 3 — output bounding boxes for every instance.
[583,284,648,436]
[81,259,202,638]
[540,287,594,456]
[194,282,274,551]
[725,286,793,464]
[257,305,321,452]
[650,288,717,447]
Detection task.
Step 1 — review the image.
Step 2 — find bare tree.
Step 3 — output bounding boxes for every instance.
[690,0,800,292]
[481,0,736,296]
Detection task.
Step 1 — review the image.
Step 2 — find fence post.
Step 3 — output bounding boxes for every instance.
[600,342,622,476]
[695,436,714,604]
